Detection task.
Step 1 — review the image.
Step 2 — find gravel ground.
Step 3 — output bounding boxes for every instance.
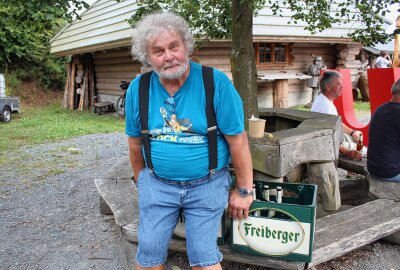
[1,132,399,270]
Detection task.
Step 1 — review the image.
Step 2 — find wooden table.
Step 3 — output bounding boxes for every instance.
[258,72,311,108]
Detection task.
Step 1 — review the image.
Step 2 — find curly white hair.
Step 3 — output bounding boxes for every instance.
[131,12,194,65]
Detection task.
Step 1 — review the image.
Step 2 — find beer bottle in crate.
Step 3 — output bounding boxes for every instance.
[276,186,283,203]
[253,184,261,216]
[262,184,270,201]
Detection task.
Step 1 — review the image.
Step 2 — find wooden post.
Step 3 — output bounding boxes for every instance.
[272,79,288,108]
[83,54,90,110]
[62,61,72,109]
[89,54,96,107]
[78,75,87,111]
[69,57,78,110]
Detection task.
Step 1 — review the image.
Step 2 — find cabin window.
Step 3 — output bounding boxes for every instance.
[255,43,290,65]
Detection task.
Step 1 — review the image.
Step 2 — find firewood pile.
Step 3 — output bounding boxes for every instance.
[62,54,95,110]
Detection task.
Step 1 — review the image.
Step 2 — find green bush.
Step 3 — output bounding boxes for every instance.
[8,55,67,91]
[5,71,22,96]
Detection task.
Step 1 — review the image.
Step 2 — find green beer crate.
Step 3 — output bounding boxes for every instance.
[173,209,230,245]
[231,181,317,263]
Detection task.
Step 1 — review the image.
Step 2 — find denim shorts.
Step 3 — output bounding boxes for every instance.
[135,167,231,268]
[376,173,400,182]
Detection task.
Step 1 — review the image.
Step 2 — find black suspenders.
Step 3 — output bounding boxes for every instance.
[202,66,218,173]
[138,65,218,174]
[138,71,153,170]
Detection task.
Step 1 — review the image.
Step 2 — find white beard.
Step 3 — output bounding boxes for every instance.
[153,57,189,80]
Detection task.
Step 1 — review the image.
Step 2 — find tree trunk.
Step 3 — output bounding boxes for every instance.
[231,0,258,129]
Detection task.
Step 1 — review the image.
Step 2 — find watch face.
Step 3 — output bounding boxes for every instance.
[237,187,252,197]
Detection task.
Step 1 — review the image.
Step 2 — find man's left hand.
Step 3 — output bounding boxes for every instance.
[228,190,253,220]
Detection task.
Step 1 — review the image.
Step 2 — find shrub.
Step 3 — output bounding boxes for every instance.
[5,71,22,96]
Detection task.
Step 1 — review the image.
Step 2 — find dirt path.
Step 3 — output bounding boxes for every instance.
[1,132,398,270]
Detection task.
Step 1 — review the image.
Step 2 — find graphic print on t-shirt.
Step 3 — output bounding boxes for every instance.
[147,97,207,145]
[160,106,192,133]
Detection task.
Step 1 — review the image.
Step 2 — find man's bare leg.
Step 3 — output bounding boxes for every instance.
[192,263,222,270]
[135,264,164,270]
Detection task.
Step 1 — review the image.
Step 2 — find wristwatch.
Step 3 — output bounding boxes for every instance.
[235,187,254,198]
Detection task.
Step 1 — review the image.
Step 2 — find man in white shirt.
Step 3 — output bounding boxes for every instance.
[311,71,365,159]
[374,50,392,68]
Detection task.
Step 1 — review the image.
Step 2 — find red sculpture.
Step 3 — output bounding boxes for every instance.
[333,68,400,146]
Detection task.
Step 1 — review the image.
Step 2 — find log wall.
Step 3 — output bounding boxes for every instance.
[336,44,363,89]
[192,43,233,79]
[93,48,141,102]
[90,42,360,108]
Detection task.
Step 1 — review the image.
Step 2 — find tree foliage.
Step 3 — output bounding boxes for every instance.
[0,0,89,70]
[266,0,399,46]
[127,0,232,41]
[128,0,398,46]
[128,0,398,120]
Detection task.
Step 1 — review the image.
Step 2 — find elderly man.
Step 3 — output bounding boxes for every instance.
[367,79,400,181]
[311,70,366,160]
[125,12,253,270]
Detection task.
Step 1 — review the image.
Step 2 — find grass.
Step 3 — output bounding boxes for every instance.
[353,101,370,112]
[294,100,371,112]
[1,97,369,155]
[0,101,125,154]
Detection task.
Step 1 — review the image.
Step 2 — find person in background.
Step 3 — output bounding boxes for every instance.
[125,12,253,270]
[311,70,366,160]
[367,78,400,181]
[374,50,392,68]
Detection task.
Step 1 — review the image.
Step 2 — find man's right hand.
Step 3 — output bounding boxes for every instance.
[228,190,253,220]
[344,149,363,160]
[128,137,145,184]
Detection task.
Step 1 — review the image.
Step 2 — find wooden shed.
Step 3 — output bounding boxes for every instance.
[50,0,383,110]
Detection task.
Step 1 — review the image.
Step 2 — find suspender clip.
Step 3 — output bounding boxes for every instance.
[207,126,217,132]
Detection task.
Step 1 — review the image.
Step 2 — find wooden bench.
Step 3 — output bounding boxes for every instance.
[95,177,305,270]
[92,101,114,115]
[94,156,400,269]
[337,155,400,244]
[309,198,400,267]
[337,155,400,200]
[95,175,400,270]
[337,155,367,176]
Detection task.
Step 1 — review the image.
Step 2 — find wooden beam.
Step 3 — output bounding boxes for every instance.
[93,49,131,60]
[62,61,72,109]
[97,89,123,96]
[95,64,140,72]
[69,57,79,110]
[94,56,133,65]
[273,79,288,108]
[310,199,400,267]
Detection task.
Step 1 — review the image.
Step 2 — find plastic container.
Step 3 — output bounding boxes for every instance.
[0,73,5,98]
[231,181,317,263]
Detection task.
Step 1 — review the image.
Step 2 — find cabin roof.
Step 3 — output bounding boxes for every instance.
[50,0,391,56]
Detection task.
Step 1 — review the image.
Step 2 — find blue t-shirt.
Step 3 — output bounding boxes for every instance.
[125,62,244,180]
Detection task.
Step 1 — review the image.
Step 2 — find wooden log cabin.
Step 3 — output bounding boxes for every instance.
[50,0,390,110]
